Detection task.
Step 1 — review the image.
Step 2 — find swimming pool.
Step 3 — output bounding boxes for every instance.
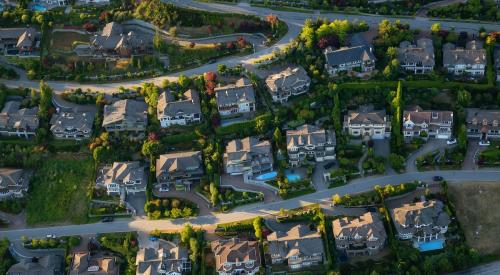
[32,4,47,12]
[418,239,444,252]
[254,170,302,182]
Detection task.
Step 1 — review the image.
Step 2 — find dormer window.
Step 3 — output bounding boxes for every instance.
[483,119,488,126]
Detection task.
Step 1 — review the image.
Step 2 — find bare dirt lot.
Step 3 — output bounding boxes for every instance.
[448,182,500,255]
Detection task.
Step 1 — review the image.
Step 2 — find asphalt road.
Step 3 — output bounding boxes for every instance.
[2,0,499,94]
[1,170,500,240]
[451,261,500,275]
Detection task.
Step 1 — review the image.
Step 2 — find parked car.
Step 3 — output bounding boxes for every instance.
[101,217,114,223]
[148,236,158,242]
[433,176,444,181]
[46,234,56,239]
[446,138,457,145]
[207,59,217,64]
[479,140,491,146]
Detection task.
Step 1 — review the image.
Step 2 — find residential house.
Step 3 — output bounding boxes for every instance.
[96,161,147,195]
[7,254,64,275]
[0,27,39,55]
[40,0,68,6]
[69,252,118,275]
[332,212,387,257]
[397,38,435,74]
[102,99,148,139]
[265,66,311,103]
[343,105,391,139]
[215,78,256,116]
[0,168,31,199]
[157,89,202,128]
[90,22,152,57]
[50,109,95,140]
[324,45,376,76]
[224,136,273,176]
[391,200,451,250]
[0,101,39,139]
[156,151,204,191]
[286,124,336,167]
[267,224,324,270]
[403,106,453,139]
[136,240,191,275]
[494,44,500,82]
[465,108,500,140]
[443,40,486,76]
[211,238,261,275]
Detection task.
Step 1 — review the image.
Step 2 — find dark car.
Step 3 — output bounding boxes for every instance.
[433,176,443,181]
[323,162,336,170]
[207,59,217,64]
[101,217,114,223]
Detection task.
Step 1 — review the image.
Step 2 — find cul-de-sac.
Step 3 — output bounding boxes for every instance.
[0,0,499,274]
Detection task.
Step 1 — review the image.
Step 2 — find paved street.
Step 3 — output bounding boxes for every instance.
[2,170,500,241]
[451,261,500,275]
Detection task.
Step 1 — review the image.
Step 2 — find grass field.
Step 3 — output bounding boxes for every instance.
[51,31,90,52]
[448,182,500,255]
[26,154,94,225]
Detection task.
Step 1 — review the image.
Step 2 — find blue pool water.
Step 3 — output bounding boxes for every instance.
[32,4,47,12]
[418,239,444,252]
[255,170,302,182]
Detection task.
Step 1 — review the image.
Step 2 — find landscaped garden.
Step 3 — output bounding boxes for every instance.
[26,155,94,225]
[98,232,138,275]
[144,197,198,220]
[478,142,500,167]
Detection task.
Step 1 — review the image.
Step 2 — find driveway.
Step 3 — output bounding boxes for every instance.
[312,163,329,191]
[0,210,26,229]
[405,139,448,173]
[372,139,395,175]
[462,140,487,170]
[220,174,281,203]
[126,193,147,217]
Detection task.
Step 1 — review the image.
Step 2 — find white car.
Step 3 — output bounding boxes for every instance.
[46,234,56,239]
[446,138,457,145]
[479,140,491,146]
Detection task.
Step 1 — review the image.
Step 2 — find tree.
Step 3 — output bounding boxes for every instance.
[217,64,227,75]
[431,23,441,34]
[457,89,471,107]
[332,194,341,205]
[169,26,177,37]
[209,182,218,206]
[300,20,315,50]
[253,216,263,241]
[255,116,268,134]
[180,224,194,244]
[178,74,190,90]
[458,124,467,152]
[331,84,342,136]
[273,127,282,147]
[141,140,161,160]
[38,81,53,121]
[153,29,165,52]
[391,81,403,153]
[189,237,199,262]
[265,14,279,31]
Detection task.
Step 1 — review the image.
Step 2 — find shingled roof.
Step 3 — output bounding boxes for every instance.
[443,40,486,67]
[332,212,387,249]
[102,99,147,127]
[286,124,336,150]
[215,78,255,106]
[157,89,201,118]
[391,200,451,236]
[156,151,203,178]
[211,238,260,274]
[324,45,376,66]
[267,224,324,260]
[344,105,387,125]
[0,101,39,131]
[397,38,435,67]
[265,66,310,92]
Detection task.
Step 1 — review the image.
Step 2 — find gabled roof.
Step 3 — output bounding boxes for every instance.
[102,99,147,127]
[7,254,63,275]
[403,106,453,125]
[16,28,37,48]
[224,136,272,163]
[102,161,144,187]
[50,109,95,134]
[156,151,202,177]
[267,224,324,259]
[443,40,486,66]
[265,66,310,92]
[345,105,387,125]
[286,124,336,149]
[0,101,39,131]
[324,45,376,66]
[332,212,387,248]
[136,240,189,275]
[391,200,451,234]
[215,78,255,106]
[211,238,260,273]
[397,38,435,67]
[157,89,201,118]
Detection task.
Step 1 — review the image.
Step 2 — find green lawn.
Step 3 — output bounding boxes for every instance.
[26,155,94,225]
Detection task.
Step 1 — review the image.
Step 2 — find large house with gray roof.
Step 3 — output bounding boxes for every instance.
[7,254,64,275]
[0,168,31,199]
[403,106,453,139]
[343,105,391,139]
[265,66,311,103]
[443,40,486,76]
[136,240,191,275]
[215,78,256,116]
[156,151,204,191]
[0,101,39,139]
[102,99,148,139]
[286,124,336,167]
[157,89,201,128]
[0,27,39,55]
[267,224,324,270]
[397,38,435,74]
[465,108,500,140]
[211,238,261,275]
[224,136,273,177]
[391,200,451,250]
[332,212,387,257]
[90,22,152,57]
[50,109,95,140]
[96,161,146,195]
[324,45,376,76]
